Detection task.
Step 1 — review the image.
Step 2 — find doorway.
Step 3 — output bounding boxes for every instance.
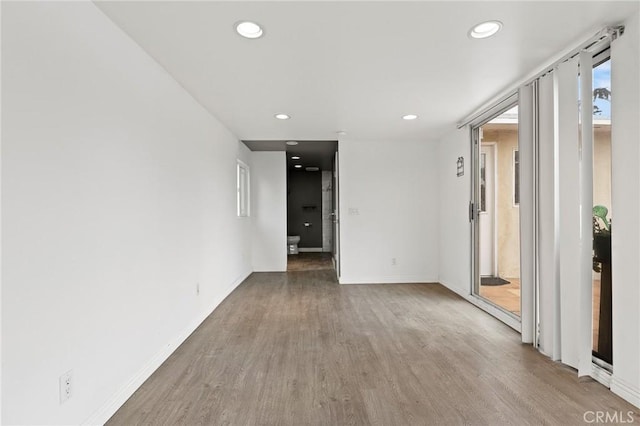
[472,104,522,319]
[285,141,338,273]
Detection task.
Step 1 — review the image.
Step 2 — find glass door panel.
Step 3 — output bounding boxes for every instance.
[592,56,612,366]
[474,105,522,318]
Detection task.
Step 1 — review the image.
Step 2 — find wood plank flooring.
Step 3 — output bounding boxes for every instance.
[478,277,606,352]
[107,271,639,425]
[287,252,333,272]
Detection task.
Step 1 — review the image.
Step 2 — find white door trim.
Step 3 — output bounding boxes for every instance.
[333,150,341,278]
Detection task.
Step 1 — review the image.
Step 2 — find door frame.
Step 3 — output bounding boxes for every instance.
[332,150,341,278]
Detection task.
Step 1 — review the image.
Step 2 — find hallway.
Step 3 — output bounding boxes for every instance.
[107,272,638,425]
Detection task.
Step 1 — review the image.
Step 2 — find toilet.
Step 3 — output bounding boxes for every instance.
[287,235,300,255]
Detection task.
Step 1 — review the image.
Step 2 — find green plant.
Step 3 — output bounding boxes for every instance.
[593,205,612,272]
[593,205,611,233]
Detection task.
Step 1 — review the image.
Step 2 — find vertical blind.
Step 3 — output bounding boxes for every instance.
[523,38,611,378]
[557,57,581,370]
[536,71,560,360]
[517,85,535,345]
[578,51,595,377]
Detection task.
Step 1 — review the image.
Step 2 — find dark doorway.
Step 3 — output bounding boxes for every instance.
[288,170,323,249]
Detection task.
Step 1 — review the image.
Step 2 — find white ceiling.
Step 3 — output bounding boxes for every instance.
[96,1,638,142]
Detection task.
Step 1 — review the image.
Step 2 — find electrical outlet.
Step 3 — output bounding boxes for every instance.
[59,370,73,404]
[391,258,397,266]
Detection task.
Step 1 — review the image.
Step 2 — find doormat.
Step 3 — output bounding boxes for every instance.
[481,276,510,286]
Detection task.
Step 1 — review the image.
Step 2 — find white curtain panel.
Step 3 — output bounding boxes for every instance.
[537,72,561,360]
[535,53,595,375]
[577,51,595,377]
[518,84,536,345]
[557,57,581,370]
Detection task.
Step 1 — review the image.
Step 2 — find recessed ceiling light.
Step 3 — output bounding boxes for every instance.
[235,21,264,39]
[469,20,502,39]
[402,114,418,120]
[286,141,298,146]
[306,167,320,172]
[294,164,302,168]
[275,113,290,120]
[291,156,301,160]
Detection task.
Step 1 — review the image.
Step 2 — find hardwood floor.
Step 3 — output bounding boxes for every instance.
[107,271,638,425]
[287,252,333,272]
[478,277,606,354]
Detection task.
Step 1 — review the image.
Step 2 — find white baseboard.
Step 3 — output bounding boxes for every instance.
[438,280,471,298]
[338,275,438,284]
[611,376,640,409]
[82,269,252,426]
[253,265,287,272]
[298,247,323,252]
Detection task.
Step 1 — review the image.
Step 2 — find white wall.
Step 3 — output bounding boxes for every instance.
[436,129,471,295]
[338,139,438,284]
[251,152,287,272]
[611,10,640,407]
[1,2,252,424]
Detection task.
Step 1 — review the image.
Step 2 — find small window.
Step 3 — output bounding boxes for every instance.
[513,150,520,206]
[237,160,250,217]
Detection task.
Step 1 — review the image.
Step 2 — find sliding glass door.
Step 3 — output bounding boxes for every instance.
[472,103,522,321]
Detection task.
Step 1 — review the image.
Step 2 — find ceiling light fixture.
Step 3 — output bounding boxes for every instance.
[235,21,264,39]
[294,164,302,168]
[402,114,418,120]
[291,156,301,160]
[469,20,503,39]
[275,113,290,120]
[286,141,298,146]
